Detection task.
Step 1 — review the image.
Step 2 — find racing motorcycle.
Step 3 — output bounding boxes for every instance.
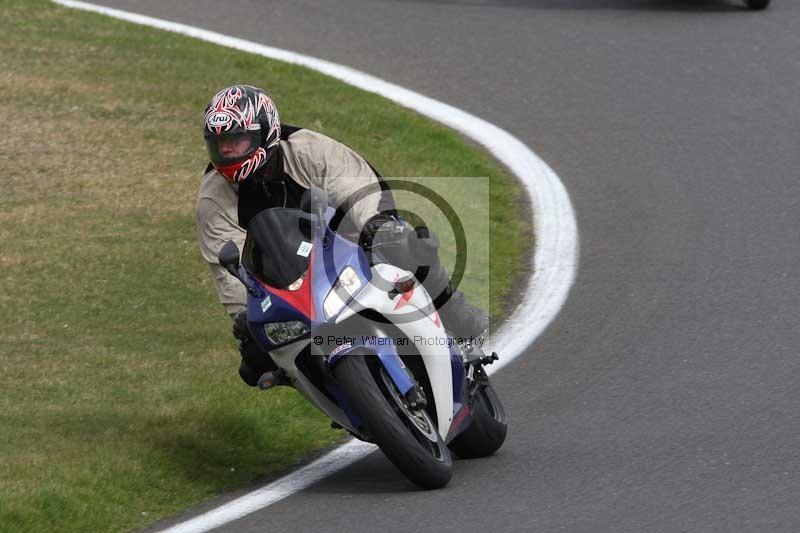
[217,187,507,489]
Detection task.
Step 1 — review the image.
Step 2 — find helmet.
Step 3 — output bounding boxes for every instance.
[203,85,281,183]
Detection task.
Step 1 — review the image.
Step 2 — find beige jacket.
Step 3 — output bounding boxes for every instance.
[196,129,384,317]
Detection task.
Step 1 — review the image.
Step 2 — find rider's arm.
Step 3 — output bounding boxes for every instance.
[285,130,386,228]
[196,174,247,318]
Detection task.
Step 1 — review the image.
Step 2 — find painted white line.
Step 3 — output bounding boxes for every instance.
[162,439,377,533]
[51,0,578,530]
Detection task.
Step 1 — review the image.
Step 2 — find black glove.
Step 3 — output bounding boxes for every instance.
[232,310,250,341]
[359,214,405,250]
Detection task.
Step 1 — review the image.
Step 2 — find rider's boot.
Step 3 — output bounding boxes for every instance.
[256,369,288,390]
[238,336,280,387]
[234,311,283,387]
[437,286,490,340]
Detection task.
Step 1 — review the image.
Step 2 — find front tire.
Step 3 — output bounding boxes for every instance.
[334,354,453,489]
[448,368,507,459]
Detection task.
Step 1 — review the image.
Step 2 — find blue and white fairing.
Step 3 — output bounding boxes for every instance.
[239,206,471,440]
[242,208,371,350]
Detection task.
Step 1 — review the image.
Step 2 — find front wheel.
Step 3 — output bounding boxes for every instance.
[448,367,507,459]
[334,354,453,489]
[745,0,770,9]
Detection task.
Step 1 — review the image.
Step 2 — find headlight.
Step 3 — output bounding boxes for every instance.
[287,274,305,291]
[323,266,363,319]
[264,321,310,345]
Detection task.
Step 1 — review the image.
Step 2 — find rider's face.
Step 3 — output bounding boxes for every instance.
[218,135,253,158]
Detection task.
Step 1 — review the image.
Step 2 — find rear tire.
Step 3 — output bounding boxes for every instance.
[334,354,453,489]
[745,0,770,9]
[448,368,507,459]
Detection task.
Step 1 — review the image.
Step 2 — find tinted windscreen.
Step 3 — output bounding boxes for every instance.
[242,208,315,289]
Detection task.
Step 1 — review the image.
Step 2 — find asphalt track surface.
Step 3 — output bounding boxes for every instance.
[91,1,800,531]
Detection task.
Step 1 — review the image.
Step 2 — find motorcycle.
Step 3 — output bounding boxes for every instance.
[217,187,507,489]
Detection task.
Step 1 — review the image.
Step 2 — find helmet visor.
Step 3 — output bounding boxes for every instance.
[205,131,261,165]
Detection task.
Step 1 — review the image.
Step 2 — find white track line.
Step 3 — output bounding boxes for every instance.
[51,1,578,530]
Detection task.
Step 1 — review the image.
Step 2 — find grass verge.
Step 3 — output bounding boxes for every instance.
[0,1,532,531]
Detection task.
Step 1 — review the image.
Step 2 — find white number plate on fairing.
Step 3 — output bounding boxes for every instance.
[296,241,313,257]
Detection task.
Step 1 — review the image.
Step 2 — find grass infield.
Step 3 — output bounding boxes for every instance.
[0,1,531,531]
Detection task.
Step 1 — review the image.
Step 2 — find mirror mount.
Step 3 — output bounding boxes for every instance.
[216,240,262,298]
[218,240,243,283]
[301,186,329,245]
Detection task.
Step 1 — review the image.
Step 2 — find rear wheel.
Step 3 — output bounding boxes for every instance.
[448,367,507,459]
[334,354,453,489]
[745,0,770,9]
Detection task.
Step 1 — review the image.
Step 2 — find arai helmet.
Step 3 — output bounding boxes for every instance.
[203,85,281,183]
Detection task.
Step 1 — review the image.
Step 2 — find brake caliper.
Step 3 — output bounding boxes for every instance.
[405,383,428,410]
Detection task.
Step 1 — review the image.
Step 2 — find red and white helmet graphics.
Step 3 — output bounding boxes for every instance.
[204,85,281,183]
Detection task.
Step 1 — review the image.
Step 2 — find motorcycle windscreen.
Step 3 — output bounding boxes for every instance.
[242,208,315,289]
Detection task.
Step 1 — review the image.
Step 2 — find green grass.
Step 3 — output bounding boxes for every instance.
[0,0,531,531]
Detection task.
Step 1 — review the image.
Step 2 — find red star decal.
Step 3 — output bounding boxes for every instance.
[393,285,415,310]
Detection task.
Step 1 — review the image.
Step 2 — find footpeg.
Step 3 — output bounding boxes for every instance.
[480,352,499,365]
[257,369,287,390]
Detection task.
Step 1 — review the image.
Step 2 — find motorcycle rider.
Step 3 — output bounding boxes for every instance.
[196,84,489,386]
